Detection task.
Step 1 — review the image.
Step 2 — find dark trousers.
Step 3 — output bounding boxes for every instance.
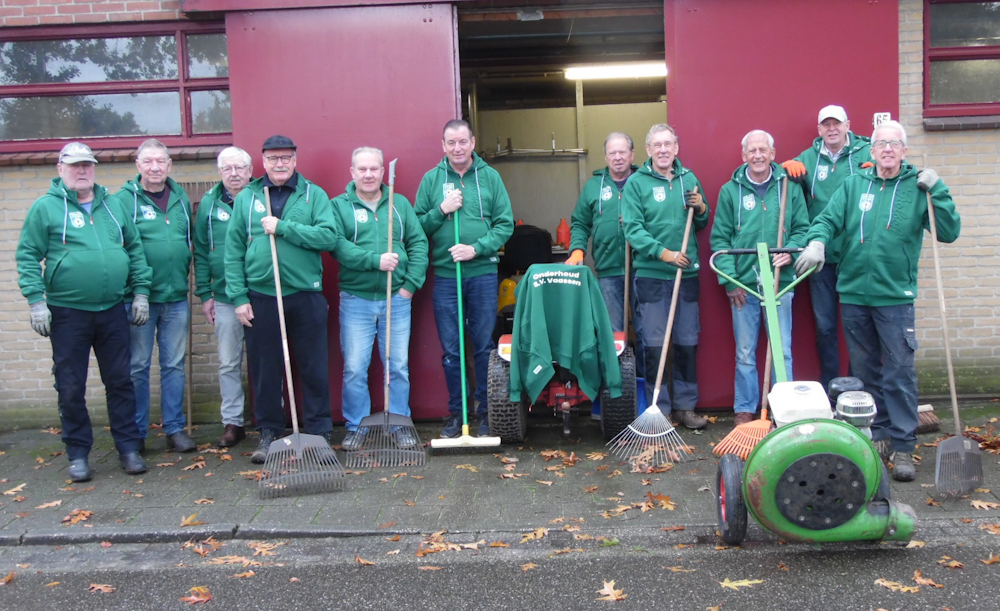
[635,276,700,413]
[244,290,332,435]
[810,263,843,390]
[49,304,141,459]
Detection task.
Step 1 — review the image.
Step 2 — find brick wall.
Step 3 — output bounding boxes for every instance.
[900,0,1000,396]
[0,0,184,27]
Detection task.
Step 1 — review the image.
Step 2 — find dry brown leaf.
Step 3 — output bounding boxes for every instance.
[536,480,554,486]
[607,469,622,478]
[540,449,565,461]
[718,578,764,590]
[938,556,965,569]
[385,535,401,541]
[418,566,442,571]
[380,521,397,529]
[521,527,548,543]
[12,496,26,503]
[455,464,479,473]
[248,541,286,556]
[386,550,400,556]
[3,483,26,496]
[194,498,214,505]
[520,562,538,572]
[596,579,627,601]
[913,569,943,588]
[776,562,790,571]
[220,454,232,461]
[971,500,1000,510]
[549,517,566,524]
[88,583,115,593]
[239,470,263,480]
[926,498,942,507]
[45,582,59,587]
[660,526,685,531]
[706,605,722,611]
[981,523,1000,535]
[393,472,408,478]
[180,513,205,527]
[874,577,919,593]
[905,540,926,548]
[974,488,991,493]
[500,456,518,464]
[230,571,255,578]
[489,541,510,548]
[548,547,584,556]
[980,552,1000,565]
[586,452,608,460]
[584,485,599,493]
[35,500,63,509]
[182,461,206,471]
[666,566,696,573]
[0,572,12,585]
[205,555,254,566]
[574,534,594,540]
[355,556,376,566]
[180,586,212,604]
[61,509,93,525]
[404,499,416,506]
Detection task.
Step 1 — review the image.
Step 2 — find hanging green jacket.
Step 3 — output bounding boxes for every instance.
[225,174,338,306]
[806,162,961,307]
[622,158,709,280]
[193,181,237,305]
[111,175,192,304]
[509,264,622,403]
[331,182,429,300]
[710,162,810,292]
[569,165,638,278]
[793,132,872,264]
[414,152,515,279]
[17,178,151,311]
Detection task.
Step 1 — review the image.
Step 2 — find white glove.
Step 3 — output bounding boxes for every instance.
[30,301,51,337]
[917,168,939,191]
[131,294,149,326]
[794,240,826,276]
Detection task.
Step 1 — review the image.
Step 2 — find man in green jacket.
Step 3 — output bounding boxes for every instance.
[622,124,709,430]
[781,105,873,390]
[225,135,339,464]
[332,147,429,450]
[113,139,196,454]
[711,130,810,428]
[193,146,253,448]
[796,120,960,482]
[415,120,515,438]
[16,142,150,481]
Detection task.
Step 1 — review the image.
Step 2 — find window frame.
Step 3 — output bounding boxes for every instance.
[0,20,229,153]
[924,0,1000,118]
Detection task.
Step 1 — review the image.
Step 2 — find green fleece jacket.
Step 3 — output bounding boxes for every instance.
[509,264,622,403]
[111,175,192,303]
[710,163,810,292]
[414,153,515,279]
[193,182,237,305]
[225,175,338,306]
[806,162,961,307]
[17,178,151,311]
[331,182,429,300]
[793,132,872,264]
[622,158,709,280]
[569,165,638,278]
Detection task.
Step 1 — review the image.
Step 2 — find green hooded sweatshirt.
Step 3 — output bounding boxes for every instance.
[112,175,192,304]
[710,162,810,292]
[193,181,237,305]
[793,132,872,264]
[806,162,961,307]
[331,182,429,300]
[622,158,709,280]
[569,165,639,278]
[414,152,515,279]
[225,174,337,306]
[17,178,151,311]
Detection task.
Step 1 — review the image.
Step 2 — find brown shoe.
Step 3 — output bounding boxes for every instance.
[734,412,755,426]
[218,424,246,448]
[674,410,708,430]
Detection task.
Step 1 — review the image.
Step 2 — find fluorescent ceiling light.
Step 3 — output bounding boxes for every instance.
[564,62,667,80]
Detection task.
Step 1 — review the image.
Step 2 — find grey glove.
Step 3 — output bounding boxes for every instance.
[794,240,826,276]
[917,168,939,191]
[30,301,51,337]
[131,294,149,326]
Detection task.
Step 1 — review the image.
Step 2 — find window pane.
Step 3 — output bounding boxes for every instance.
[930,2,1000,47]
[0,92,181,140]
[930,59,1000,104]
[191,89,231,134]
[187,34,228,78]
[0,37,178,85]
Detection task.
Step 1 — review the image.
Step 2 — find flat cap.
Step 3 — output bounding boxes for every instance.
[262,135,297,151]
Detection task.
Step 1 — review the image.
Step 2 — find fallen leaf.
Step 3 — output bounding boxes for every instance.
[584,486,599,493]
[45,582,59,587]
[938,556,965,569]
[289,578,300,582]
[179,586,212,604]
[596,579,627,601]
[88,583,115,593]
[906,540,926,548]
[980,552,1000,565]
[385,535,401,541]
[355,556,376,566]
[455,464,479,473]
[536,480,554,486]
[61,509,93,525]
[2,483,26,496]
[380,521,398,529]
[520,562,538,572]
[974,488,991,493]
[12,496,26,503]
[489,541,510,548]
[101,541,112,548]
[248,541,286,556]
[35,500,63,509]
[874,577,919,593]
[548,547,585,557]
[981,523,1000,535]
[418,566,442,571]
[194,499,214,505]
[666,566,696,573]
[586,452,608,460]
[926,498,942,507]
[182,461,206,471]
[913,569,943,588]
[393,472,408,478]
[220,455,233,461]
[180,513,206,527]
[500,456,518,464]
[229,571,255,578]
[404,499,416,506]
[776,562,789,571]
[0,572,12,585]
[706,605,722,611]
[607,469,622,478]
[386,550,400,556]
[521,527,548,543]
[42,427,61,434]
[574,534,594,540]
[660,526,685,532]
[205,555,254,566]
[718,578,764,590]
[972,500,1000,510]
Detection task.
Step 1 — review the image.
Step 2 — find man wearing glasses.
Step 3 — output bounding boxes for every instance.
[194,147,253,448]
[797,120,961,482]
[225,135,339,464]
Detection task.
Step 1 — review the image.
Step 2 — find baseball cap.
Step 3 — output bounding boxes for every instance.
[818,105,848,123]
[59,142,98,164]
[262,135,297,151]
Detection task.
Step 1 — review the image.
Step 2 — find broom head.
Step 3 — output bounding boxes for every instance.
[916,404,941,435]
[345,412,426,468]
[259,431,346,499]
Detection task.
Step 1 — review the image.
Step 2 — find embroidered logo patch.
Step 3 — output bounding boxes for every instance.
[254,200,266,214]
[859,193,875,211]
[140,205,157,220]
[68,211,85,228]
[601,185,613,201]
[354,209,369,223]
[443,183,456,197]
[742,194,756,210]
[652,186,666,202]
[216,209,230,221]
[817,165,829,181]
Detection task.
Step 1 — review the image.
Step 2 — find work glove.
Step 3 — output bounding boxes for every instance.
[860,161,874,169]
[780,160,807,184]
[660,247,691,270]
[565,249,585,265]
[917,168,939,191]
[30,301,51,337]
[131,294,149,327]
[794,240,825,276]
[684,187,707,215]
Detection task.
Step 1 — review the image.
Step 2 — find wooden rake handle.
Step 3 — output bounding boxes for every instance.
[651,206,696,404]
[926,190,961,432]
[264,187,300,434]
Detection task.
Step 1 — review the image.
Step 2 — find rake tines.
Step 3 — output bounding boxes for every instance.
[259,433,346,499]
[607,406,691,466]
[345,412,426,469]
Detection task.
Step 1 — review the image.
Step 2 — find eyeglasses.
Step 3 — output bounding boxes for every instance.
[873,139,904,150]
[264,154,294,164]
[219,165,250,174]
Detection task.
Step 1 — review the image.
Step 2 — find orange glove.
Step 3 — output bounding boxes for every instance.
[861,161,874,169]
[660,248,691,270]
[780,159,806,184]
[565,249,585,265]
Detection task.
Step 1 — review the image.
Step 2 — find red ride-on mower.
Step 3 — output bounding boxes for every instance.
[485,263,637,443]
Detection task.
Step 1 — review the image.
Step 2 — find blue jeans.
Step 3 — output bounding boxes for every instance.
[842,303,919,453]
[127,299,189,437]
[432,273,498,418]
[635,276,699,414]
[598,273,644,377]
[810,264,842,389]
[213,302,246,427]
[340,292,412,431]
[732,292,794,413]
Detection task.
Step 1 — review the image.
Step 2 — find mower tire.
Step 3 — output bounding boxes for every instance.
[717,453,748,546]
[600,347,638,442]
[487,350,527,443]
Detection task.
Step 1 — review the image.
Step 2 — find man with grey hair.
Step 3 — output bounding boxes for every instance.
[194,146,253,448]
[622,123,709,430]
[711,129,809,430]
[113,138,196,453]
[331,147,428,450]
[797,119,960,481]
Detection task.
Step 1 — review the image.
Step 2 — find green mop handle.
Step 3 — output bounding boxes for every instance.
[453,212,470,435]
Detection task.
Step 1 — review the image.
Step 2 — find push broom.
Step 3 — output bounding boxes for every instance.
[430,212,501,451]
[607,206,695,466]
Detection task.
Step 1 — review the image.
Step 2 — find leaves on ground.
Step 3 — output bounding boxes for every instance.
[938,556,965,569]
[2,483,26,496]
[776,562,789,571]
[520,562,538,572]
[584,486,599,493]
[586,452,608,461]
[548,547,585,557]
[180,586,212,604]
[905,540,925,548]
[61,509,93,525]
[385,535,401,541]
[971,500,1000,510]
[980,523,1000,535]
[536,480,554,486]
[230,571,255,578]
[660,525,685,531]
[248,541,286,556]
[521,527,548,543]
[386,550,400,555]
[380,521,397,529]
[647,491,677,510]
[415,531,485,557]
[355,556,376,566]
[874,577,919,593]
[666,566,695,573]
[0,572,13,585]
[418,566,442,571]
[238,469,263,481]
[45,582,59,587]
[980,552,1000,565]
[913,569,943,588]
[205,556,259,567]
[595,580,627,601]
[455,464,479,473]
[194,498,214,505]
[88,583,115,593]
[718,578,764,590]
[35,500,63,509]
[101,541,112,548]
[489,541,510,547]
[180,513,206,527]
[184,536,225,557]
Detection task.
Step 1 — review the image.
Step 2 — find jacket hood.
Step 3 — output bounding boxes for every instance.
[857,161,918,184]
[637,157,691,181]
[729,161,788,188]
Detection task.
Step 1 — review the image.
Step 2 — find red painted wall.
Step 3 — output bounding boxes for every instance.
[664,0,899,407]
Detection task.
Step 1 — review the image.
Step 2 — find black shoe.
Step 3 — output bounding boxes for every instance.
[439,416,462,439]
[68,457,92,482]
[251,429,277,464]
[167,431,197,453]
[391,427,419,448]
[218,425,246,448]
[477,418,492,437]
[138,439,146,454]
[890,451,916,482]
[119,452,148,475]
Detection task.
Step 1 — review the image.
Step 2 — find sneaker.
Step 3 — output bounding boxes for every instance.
[167,431,197,453]
[218,424,246,448]
[392,427,419,448]
[477,418,492,437]
[440,415,462,439]
[251,429,277,464]
[889,451,916,482]
[734,412,755,426]
[342,429,365,452]
[874,439,892,462]
[675,410,708,430]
